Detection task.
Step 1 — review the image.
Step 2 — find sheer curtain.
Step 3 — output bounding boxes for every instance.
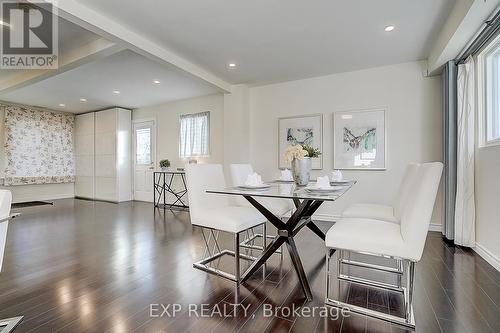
[179,111,210,158]
[3,104,75,185]
[454,56,476,247]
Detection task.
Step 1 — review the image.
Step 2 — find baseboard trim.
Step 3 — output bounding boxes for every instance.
[428,223,443,232]
[12,194,74,204]
[310,213,442,232]
[473,243,500,272]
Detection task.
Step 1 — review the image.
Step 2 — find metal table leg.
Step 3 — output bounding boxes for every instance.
[286,236,313,300]
[241,196,324,301]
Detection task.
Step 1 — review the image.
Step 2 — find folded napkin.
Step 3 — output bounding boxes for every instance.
[331,170,343,182]
[280,168,293,181]
[245,172,264,186]
[315,175,332,189]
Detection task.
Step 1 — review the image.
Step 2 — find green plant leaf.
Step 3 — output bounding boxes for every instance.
[302,145,321,158]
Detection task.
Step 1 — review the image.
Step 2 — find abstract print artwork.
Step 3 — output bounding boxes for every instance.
[334,109,386,170]
[343,127,376,152]
[287,127,314,146]
[278,114,323,169]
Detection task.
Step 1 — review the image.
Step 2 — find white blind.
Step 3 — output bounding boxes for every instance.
[179,111,210,158]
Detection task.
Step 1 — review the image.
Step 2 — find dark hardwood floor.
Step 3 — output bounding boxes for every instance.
[0,199,499,333]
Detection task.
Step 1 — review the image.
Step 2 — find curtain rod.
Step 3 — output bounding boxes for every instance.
[455,4,500,64]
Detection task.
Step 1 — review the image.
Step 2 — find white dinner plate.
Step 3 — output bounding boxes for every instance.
[330,180,351,185]
[305,186,340,193]
[237,184,271,190]
[275,179,294,183]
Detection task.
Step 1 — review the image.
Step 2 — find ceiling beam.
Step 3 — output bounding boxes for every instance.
[0,38,123,94]
[33,0,231,93]
[427,0,500,75]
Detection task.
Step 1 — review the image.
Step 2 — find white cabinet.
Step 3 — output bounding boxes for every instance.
[75,112,95,199]
[75,108,132,202]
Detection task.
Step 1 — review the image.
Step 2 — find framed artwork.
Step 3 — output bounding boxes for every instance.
[333,109,386,170]
[278,114,323,169]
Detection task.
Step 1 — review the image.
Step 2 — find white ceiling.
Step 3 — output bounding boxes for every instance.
[0,50,219,113]
[74,0,455,85]
[0,0,456,112]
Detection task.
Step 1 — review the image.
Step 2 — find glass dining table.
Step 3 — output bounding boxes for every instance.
[207,180,356,301]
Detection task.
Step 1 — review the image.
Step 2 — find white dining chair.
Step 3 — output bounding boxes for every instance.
[340,163,420,275]
[229,163,293,252]
[185,164,267,284]
[324,162,443,329]
[229,164,293,216]
[341,163,420,223]
[0,190,13,273]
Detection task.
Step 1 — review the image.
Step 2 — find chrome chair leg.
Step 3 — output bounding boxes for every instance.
[239,221,282,255]
[193,226,261,283]
[325,248,331,302]
[262,223,267,279]
[234,229,242,304]
[201,228,213,263]
[201,229,223,268]
[325,249,416,329]
[405,261,415,325]
[397,259,403,287]
[211,230,221,263]
[337,249,343,297]
[235,232,240,284]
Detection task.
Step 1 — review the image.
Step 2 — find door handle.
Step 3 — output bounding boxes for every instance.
[149,167,154,170]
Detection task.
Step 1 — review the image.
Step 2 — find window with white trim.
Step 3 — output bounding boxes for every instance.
[179,111,210,158]
[478,35,500,146]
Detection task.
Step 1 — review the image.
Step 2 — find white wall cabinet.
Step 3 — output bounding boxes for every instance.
[75,108,132,202]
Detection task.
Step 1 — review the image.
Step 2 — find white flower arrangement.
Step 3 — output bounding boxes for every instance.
[284,144,308,163]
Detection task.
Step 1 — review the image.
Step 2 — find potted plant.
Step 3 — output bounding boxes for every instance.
[159,159,171,171]
[284,144,321,186]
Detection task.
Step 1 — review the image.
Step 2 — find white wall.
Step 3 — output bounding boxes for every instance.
[475,145,500,269]
[248,61,444,225]
[0,105,75,203]
[132,94,225,168]
[223,85,250,171]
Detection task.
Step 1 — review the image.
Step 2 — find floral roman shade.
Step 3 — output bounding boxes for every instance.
[2,104,75,185]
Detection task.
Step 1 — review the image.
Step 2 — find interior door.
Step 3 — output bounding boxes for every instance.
[133,120,156,202]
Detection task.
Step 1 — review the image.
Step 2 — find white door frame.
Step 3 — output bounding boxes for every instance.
[132,117,157,201]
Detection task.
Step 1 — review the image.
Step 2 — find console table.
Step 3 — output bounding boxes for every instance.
[153,171,189,210]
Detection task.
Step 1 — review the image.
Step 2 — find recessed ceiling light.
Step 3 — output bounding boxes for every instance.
[79,98,87,102]
[228,63,236,68]
[113,90,120,94]
[153,80,161,84]
[59,103,66,107]
[384,25,395,32]
[341,115,353,120]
